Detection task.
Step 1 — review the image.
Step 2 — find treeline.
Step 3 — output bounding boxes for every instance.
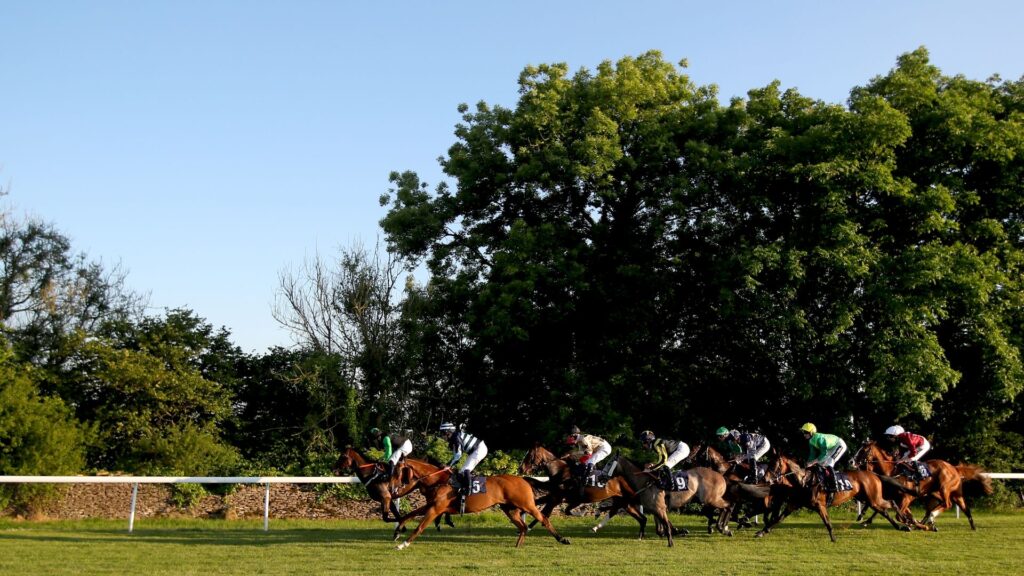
[1,49,1022,496]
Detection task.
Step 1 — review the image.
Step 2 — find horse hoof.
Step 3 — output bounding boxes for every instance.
[754,531,765,538]
[591,526,599,533]
[560,537,572,545]
[395,542,409,551]
[724,530,733,537]
[900,526,911,532]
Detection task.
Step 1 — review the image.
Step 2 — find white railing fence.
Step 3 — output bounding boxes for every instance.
[0,476,362,532]
[1,473,1020,532]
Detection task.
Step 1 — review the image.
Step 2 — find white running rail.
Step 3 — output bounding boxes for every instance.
[0,476,362,532]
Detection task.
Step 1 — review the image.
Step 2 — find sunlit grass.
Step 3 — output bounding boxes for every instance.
[1,508,1021,575]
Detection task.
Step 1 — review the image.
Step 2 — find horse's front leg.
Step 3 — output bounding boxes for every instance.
[395,500,451,550]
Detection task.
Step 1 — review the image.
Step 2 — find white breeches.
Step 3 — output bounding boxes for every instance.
[388,440,413,465]
[664,443,691,469]
[459,442,488,473]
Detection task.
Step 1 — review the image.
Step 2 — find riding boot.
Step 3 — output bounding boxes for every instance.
[459,470,471,514]
[824,466,836,507]
[386,460,395,480]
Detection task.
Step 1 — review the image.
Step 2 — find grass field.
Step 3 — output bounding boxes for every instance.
[1,508,1022,575]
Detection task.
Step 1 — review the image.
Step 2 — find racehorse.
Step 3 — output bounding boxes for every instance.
[333,447,400,522]
[519,443,646,534]
[851,440,993,530]
[610,454,734,547]
[754,465,913,542]
[388,458,572,549]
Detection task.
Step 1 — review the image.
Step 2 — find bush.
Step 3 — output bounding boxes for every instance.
[0,345,87,512]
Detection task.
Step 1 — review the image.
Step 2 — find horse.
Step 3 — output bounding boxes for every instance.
[686,442,782,529]
[333,447,400,522]
[722,449,808,528]
[388,458,572,549]
[610,454,734,547]
[520,444,647,534]
[851,440,993,530]
[753,464,913,542]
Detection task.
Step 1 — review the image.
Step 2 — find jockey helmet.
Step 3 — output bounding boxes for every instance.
[715,426,729,437]
[729,429,741,439]
[369,427,381,436]
[439,422,456,433]
[799,422,817,435]
[570,425,581,435]
[884,425,905,437]
[639,430,655,447]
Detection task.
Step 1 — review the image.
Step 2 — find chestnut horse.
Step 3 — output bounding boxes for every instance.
[389,458,571,549]
[851,440,992,530]
[333,447,399,522]
[610,454,734,547]
[520,443,646,534]
[754,465,913,542]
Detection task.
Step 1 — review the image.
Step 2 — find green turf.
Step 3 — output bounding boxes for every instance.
[1,508,1021,575]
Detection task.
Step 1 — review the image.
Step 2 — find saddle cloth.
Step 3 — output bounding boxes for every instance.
[659,469,689,492]
[834,471,854,492]
[450,474,488,495]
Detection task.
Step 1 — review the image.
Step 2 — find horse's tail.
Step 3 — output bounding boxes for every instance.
[878,473,919,497]
[957,464,994,497]
[522,476,556,492]
[729,481,770,501]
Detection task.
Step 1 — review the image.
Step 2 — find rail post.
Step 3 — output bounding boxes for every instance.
[129,482,139,533]
[263,482,271,531]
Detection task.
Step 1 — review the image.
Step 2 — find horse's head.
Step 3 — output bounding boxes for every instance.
[333,448,356,475]
[767,451,805,486]
[520,443,558,475]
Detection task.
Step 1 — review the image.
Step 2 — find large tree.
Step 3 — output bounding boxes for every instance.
[381,49,1024,456]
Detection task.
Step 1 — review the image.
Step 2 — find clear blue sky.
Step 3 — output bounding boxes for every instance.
[3,1,1022,353]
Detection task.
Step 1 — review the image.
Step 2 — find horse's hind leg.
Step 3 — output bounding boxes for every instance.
[953,494,976,530]
[528,493,560,530]
[500,506,529,548]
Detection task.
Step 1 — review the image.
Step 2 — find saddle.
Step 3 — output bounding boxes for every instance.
[571,463,608,488]
[898,461,931,481]
[814,467,853,493]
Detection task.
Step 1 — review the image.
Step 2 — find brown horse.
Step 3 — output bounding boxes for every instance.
[333,447,400,522]
[611,454,734,547]
[754,465,913,542]
[520,444,647,534]
[724,449,808,528]
[851,440,992,530]
[389,458,572,549]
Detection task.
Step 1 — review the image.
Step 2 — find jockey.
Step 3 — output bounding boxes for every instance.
[369,427,413,481]
[884,425,931,462]
[641,430,690,485]
[567,426,612,484]
[439,422,488,509]
[717,427,771,482]
[885,425,931,481]
[800,423,847,505]
[714,426,742,460]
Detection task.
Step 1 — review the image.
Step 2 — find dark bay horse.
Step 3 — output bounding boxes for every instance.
[389,458,572,549]
[333,447,399,522]
[754,465,913,542]
[851,440,993,530]
[611,454,734,547]
[520,444,646,534]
